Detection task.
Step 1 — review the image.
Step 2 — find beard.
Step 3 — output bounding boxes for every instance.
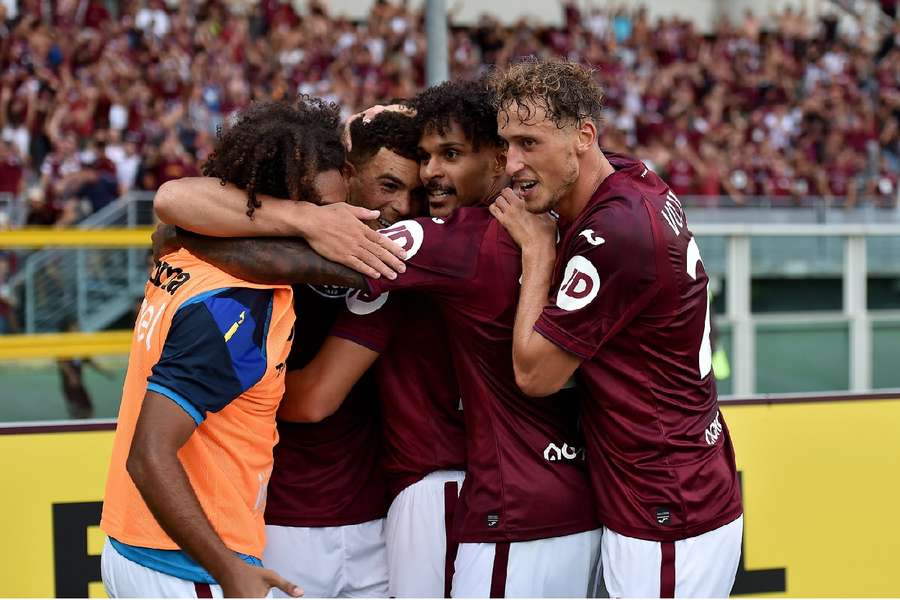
[527,158,579,214]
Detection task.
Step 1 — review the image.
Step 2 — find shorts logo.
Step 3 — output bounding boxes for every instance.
[556,255,600,312]
[379,220,424,260]
[308,284,348,299]
[543,442,584,462]
[705,411,723,446]
[487,513,500,528]
[656,507,671,525]
[345,290,389,315]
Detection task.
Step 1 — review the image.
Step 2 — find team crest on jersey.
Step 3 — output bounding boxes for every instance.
[378,220,424,260]
[556,256,600,312]
[345,290,389,315]
[308,284,349,299]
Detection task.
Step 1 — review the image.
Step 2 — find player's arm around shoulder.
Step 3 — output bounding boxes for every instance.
[491,189,583,397]
[154,176,407,280]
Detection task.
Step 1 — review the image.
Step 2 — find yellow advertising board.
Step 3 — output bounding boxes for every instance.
[723,395,900,597]
[0,394,899,597]
[0,423,115,598]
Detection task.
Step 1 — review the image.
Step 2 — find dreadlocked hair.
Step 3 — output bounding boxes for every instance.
[202,96,346,218]
[410,78,504,150]
[347,110,421,167]
[489,58,605,129]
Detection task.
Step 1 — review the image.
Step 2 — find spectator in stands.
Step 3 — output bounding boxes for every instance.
[0,0,896,223]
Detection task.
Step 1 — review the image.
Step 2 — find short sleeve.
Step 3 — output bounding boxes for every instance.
[534,205,660,359]
[365,211,484,298]
[330,292,401,353]
[147,287,274,425]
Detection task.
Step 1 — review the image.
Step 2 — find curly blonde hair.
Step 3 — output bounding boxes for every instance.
[489,58,605,128]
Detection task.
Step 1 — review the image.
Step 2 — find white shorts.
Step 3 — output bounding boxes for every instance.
[101,538,238,598]
[451,528,602,598]
[385,470,466,597]
[601,514,743,598]
[264,519,389,598]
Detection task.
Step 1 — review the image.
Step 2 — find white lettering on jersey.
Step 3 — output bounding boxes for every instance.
[432,217,445,224]
[686,236,713,379]
[660,190,685,236]
[704,411,723,446]
[579,229,606,246]
[543,442,584,461]
[557,255,600,312]
[345,289,390,315]
[378,220,424,259]
[252,470,270,515]
[307,284,349,299]
[136,298,167,352]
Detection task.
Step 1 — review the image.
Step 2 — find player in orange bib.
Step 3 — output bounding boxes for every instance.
[100,97,356,598]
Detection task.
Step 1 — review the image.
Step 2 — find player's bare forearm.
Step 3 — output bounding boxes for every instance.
[155,177,407,281]
[154,177,307,237]
[514,246,581,397]
[179,233,366,288]
[127,392,245,585]
[279,337,379,423]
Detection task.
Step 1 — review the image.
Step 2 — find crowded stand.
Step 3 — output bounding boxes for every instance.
[0,0,898,230]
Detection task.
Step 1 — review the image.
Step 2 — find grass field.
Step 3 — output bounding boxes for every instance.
[0,356,128,422]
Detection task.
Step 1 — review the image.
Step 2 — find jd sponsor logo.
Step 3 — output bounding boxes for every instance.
[557,255,600,312]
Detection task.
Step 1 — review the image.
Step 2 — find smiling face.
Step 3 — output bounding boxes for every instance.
[498,101,581,214]
[418,120,505,218]
[347,147,423,229]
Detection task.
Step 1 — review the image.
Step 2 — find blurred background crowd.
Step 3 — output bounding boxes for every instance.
[0,0,898,232]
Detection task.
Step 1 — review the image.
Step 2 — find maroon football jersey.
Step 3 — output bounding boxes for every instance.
[535,153,742,542]
[331,294,467,500]
[367,210,598,543]
[264,284,388,527]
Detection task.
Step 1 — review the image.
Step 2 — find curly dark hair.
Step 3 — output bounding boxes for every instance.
[489,58,605,129]
[347,110,421,167]
[202,96,346,218]
[410,78,504,150]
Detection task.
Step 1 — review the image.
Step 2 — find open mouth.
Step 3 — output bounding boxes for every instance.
[377,217,392,228]
[513,180,538,197]
[427,187,456,200]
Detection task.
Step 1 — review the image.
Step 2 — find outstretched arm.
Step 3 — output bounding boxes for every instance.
[491,190,582,397]
[154,177,407,279]
[278,336,379,423]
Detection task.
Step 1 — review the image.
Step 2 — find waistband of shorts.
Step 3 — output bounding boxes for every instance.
[421,469,466,483]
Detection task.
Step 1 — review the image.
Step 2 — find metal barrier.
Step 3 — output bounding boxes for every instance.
[691,222,900,396]
[3,192,155,333]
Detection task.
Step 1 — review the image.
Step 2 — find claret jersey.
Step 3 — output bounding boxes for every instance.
[535,152,742,542]
[366,209,598,543]
[264,284,388,527]
[332,293,467,500]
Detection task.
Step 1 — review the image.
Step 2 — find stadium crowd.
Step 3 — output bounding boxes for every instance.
[0,0,899,230]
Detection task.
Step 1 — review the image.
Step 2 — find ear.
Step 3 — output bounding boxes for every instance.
[342,160,356,178]
[575,119,598,154]
[492,149,507,174]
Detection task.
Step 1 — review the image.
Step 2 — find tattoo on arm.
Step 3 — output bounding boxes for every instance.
[177,231,366,288]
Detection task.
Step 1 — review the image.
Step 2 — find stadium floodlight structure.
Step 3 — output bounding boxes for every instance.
[425,0,449,86]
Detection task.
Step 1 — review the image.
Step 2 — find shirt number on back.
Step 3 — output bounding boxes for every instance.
[686,237,712,379]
